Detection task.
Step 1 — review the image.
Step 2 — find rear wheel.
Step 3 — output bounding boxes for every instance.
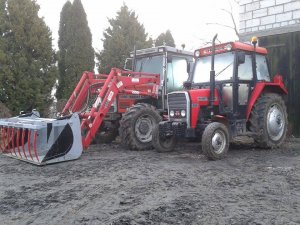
[152,124,176,152]
[249,93,287,148]
[119,103,161,150]
[202,122,229,160]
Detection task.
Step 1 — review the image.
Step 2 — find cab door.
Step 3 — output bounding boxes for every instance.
[233,52,254,119]
[166,56,190,93]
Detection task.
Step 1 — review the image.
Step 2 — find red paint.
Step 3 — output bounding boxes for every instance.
[246,75,288,120]
[189,89,220,128]
[198,42,267,57]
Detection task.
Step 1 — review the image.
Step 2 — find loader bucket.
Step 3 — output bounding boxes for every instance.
[0,112,83,165]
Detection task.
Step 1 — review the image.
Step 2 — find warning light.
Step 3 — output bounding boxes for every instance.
[251,36,258,46]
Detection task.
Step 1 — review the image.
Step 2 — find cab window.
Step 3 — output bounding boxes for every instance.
[194,52,234,83]
[167,57,189,92]
[237,54,253,80]
[256,54,270,81]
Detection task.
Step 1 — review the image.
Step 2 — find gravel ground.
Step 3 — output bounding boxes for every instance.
[0,137,299,225]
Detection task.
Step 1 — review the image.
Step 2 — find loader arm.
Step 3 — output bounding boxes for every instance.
[61,68,160,149]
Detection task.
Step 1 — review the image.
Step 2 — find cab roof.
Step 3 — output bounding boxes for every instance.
[196,42,268,57]
[132,46,193,57]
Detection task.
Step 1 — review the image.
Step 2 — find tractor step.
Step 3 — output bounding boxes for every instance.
[0,112,83,165]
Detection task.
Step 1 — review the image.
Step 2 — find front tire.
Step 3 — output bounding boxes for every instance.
[202,122,229,160]
[119,103,161,150]
[93,121,119,144]
[249,93,287,148]
[152,124,176,152]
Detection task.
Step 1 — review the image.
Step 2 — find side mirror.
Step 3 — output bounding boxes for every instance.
[237,52,245,65]
[124,58,133,71]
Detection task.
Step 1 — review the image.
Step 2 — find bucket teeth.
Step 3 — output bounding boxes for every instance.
[27,129,33,160]
[16,129,21,157]
[0,113,83,165]
[33,130,40,163]
[7,127,10,153]
[21,128,28,160]
[11,129,14,155]
[0,127,4,152]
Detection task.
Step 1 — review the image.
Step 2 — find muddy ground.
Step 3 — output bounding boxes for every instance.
[0,137,299,225]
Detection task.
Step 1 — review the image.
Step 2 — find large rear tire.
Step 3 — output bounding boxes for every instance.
[119,103,161,150]
[152,124,176,152]
[202,122,229,160]
[249,93,287,148]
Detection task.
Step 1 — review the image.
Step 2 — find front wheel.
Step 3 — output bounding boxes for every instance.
[152,124,176,152]
[93,121,119,144]
[202,122,229,160]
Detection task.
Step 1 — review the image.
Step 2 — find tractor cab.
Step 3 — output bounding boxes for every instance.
[153,35,288,161]
[191,41,271,119]
[127,46,194,109]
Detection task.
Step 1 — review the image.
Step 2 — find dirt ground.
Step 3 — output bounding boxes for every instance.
[0,137,299,225]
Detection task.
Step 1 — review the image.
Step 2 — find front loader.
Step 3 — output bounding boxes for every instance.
[153,35,288,160]
[0,46,194,165]
[0,69,160,165]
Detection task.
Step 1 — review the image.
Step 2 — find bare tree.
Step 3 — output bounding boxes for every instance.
[206,0,239,39]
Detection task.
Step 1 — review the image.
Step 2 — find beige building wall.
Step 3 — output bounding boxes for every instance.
[239,0,300,39]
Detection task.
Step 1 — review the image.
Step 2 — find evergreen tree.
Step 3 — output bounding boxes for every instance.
[97,4,152,74]
[0,0,9,103]
[57,0,94,100]
[56,1,72,100]
[155,30,176,47]
[0,0,57,115]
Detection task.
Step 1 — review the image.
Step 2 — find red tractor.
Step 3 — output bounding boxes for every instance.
[153,35,288,160]
[0,46,194,165]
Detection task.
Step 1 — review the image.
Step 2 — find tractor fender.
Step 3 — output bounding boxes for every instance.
[246,75,288,120]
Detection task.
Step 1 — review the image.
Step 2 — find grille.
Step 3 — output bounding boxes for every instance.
[168,92,187,110]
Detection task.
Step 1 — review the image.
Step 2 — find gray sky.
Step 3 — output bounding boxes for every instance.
[36,0,239,51]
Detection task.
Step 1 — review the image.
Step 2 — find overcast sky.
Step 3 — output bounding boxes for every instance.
[36,0,239,52]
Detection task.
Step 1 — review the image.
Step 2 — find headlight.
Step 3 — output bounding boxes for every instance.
[170,110,175,117]
[194,50,200,57]
[181,110,186,117]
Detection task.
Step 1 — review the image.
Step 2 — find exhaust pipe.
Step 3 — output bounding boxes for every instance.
[209,34,218,116]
